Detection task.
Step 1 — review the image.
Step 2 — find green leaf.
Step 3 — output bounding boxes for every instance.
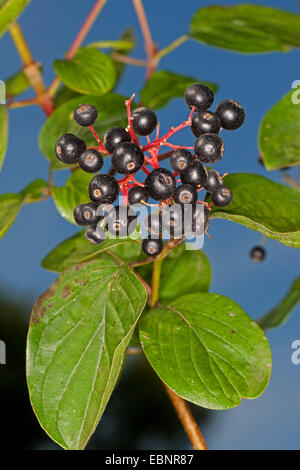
[27,255,147,450]
[0,178,48,238]
[5,68,30,97]
[140,293,272,410]
[53,48,116,96]
[189,5,300,53]
[54,86,81,108]
[52,170,92,224]
[42,230,143,273]
[140,70,217,110]
[206,173,300,248]
[39,93,131,169]
[258,277,300,331]
[259,90,300,169]
[0,105,8,171]
[87,39,135,51]
[137,244,212,304]
[0,0,31,38]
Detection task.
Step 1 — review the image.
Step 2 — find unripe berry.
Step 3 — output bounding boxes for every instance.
[194,133,224,164]
[173,184,198,205]
[55,133,86,164]
[112,142,144,175]
[78,149,103,173]
[145,168,176,201]
[204,169,222,193]
[191,111,221,137]
[215,100,245,130]
[128,186,148,205]
[180,161,208,187]
[89,174,119,204]
[211,185,233,206]
[85,225,106,245]
[74,104,98,127]
[73,202,103,226]
[103,126,131,153]
[132,107,157,136]
[142,238,163,256]
[250,246,266,263]
[184,83,214,111]
[170,149,194,173]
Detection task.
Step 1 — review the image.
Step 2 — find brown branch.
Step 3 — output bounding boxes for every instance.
[112,52,147,67]
[132,0,157,79]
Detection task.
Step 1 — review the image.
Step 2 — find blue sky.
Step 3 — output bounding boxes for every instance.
[0,0,300,449]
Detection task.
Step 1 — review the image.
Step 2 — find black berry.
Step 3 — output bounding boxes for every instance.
[191,111,221,137]
[105,206,137,236]
[55,133,86,164]
[170,149,194,173]
[74,104,98,127]
[132,107,157,136]
[184,83,214,111]
[78,149,103,173]
[73,203,103,226]
[142,238,163,256]
[85,225,106,245]
[211,185,233,206]
[128,186,148,205]
[112,142,144,175]
[250,246,266,263]
[103,126,131,153]
[162,205,185,237]
[144,213,163,236]
[194,133,224,164]
[180,161,208,187]
[204,170,222,193]
[191,204,210,234]
[89,174,119,204]
[215,100,245,130]
[145,168,176,201]
[173,184,198,205]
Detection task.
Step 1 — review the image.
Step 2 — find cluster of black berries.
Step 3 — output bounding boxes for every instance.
[55,84,245,257]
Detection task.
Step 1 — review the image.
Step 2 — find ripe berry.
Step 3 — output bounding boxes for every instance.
[105,206,137,236]
[85,225,106,245]
[55,133,86,164]
[78,149,103,173]
[142,238,163,256]
[180,161,208,187]
[162,205,185,237]
[145,168,176,201]
[184,83,214,111]
[73,202,103,226]
[204,170,222,193]
[89,174,119,204]
[173,184,198,205]
[250,246,266,263]
[215,100,245,130]
[211,185,233,206]
[74,104,98,127]
[112,142,144,175]
[191,111,221,137]
[132,107,157,136]
[194,133,224,164]
[191,204,210,234]
[128,186,148,205]
[144,213,163,236]
[170,149,194,173]
[103,126,131,153]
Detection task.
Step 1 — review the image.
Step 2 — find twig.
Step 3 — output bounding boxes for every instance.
[112,53,148,67]
[150,258,163,308]
[132,0,157,79]
[155,35,188,61]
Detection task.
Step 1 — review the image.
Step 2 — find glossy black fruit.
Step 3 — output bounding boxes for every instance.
[194,133,224,164]
[55,133,86,164]
[184,83,214,111]
[170,149,194,173]
[132,107,157,136]
[78,149,103,173]
[190,204,210,234]
[173,184,198,205]
[128,186,148,205]
[105,206,137,236]
[142,238,163,256]
[180,161,208,187]
[144,213,163,236]
[211,185,233,206]
[204,169,222,193]
[250,246,266,263]
[191,111,221,137]
[73,202,103,226]
[74,104,98,127]
[162,205,185,237]
[215,100,245,130]
[145,168,176,201]
[85,225,106,245]
[112,142,144,175]
[89,174,119,204]
[103,126,131,153]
